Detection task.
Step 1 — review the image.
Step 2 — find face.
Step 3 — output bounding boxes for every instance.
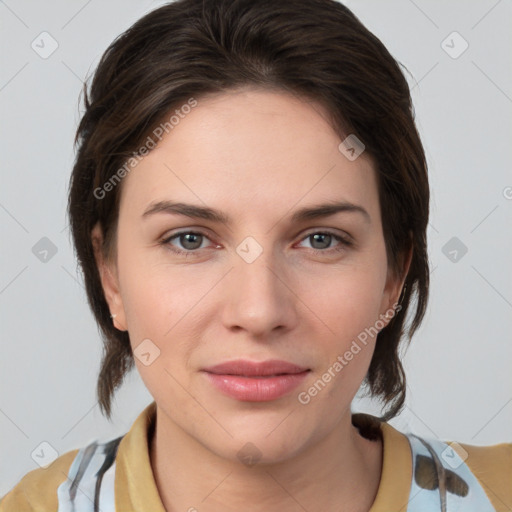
[94,88,406,464]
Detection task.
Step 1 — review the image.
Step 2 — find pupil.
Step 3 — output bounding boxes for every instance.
[182,233,201,250]
[312,233,330,249]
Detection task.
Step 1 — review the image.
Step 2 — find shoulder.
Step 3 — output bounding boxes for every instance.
[455,440,512,512]
[406,432,512,512]
[0,434,125,512]
[0,448,79,512]
[456,439,512,474]
[1,403,155,512]
[368,413,512,512]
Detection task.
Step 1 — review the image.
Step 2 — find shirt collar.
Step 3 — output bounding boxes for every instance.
[115,401,165,512]
[114,401,413,511]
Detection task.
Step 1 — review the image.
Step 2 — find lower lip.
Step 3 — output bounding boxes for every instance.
[203,371,310,401]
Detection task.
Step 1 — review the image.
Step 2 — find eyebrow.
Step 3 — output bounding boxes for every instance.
[142,200,371,225]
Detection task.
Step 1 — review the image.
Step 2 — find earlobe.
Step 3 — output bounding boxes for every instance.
[91,223,127,331]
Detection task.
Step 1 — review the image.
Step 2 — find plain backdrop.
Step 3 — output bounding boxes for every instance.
[1,0,511,495]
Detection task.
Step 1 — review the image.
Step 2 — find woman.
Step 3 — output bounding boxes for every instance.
[1,0,510,511]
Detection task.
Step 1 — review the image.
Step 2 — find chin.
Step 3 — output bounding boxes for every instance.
[209,416,314,464]
[224,436,306,468]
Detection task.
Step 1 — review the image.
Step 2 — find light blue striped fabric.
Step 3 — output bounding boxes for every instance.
[56,437,121,512]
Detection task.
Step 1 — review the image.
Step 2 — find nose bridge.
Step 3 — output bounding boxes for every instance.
[222,237,297,335]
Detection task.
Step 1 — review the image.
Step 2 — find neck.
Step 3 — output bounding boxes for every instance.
[149,407,383,512]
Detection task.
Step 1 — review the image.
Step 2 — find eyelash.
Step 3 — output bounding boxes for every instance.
[159,230,353,257]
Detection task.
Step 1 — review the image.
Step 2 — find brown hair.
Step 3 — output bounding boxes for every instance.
[67,0,429,421]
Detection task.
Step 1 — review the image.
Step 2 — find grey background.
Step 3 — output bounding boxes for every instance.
[1,0,511,495]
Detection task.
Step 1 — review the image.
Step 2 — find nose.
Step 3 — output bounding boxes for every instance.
[220,246,299,338]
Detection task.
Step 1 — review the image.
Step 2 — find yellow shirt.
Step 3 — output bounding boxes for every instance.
[1,401,511,511]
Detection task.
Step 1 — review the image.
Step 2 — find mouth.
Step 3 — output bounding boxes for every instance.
[201,359,311,401]
[202,359,310,377]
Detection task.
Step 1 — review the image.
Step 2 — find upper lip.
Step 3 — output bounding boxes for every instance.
[202,359,310,377]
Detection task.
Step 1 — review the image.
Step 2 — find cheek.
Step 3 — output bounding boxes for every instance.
[303,265,386,340]
[115,231,180,333]
[301,276,383,406]
[119,271,170,340]
[118,262,199,401]
[116,244,214,360]
[296,261,388,403]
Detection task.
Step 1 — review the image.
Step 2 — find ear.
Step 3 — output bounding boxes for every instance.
[91,222,127,331]
[379,236,413,326]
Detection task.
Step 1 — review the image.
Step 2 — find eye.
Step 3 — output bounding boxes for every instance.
[296,231,353,253]
[161,231,214,255]
[160,229,353,257]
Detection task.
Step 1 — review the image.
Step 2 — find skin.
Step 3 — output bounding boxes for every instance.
[92,87,411,512]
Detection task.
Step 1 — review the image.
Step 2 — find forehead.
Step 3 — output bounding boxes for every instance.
[119,88,380,224]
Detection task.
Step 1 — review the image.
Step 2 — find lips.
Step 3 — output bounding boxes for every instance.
[202,359,309,377]
[202,359,311,401]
